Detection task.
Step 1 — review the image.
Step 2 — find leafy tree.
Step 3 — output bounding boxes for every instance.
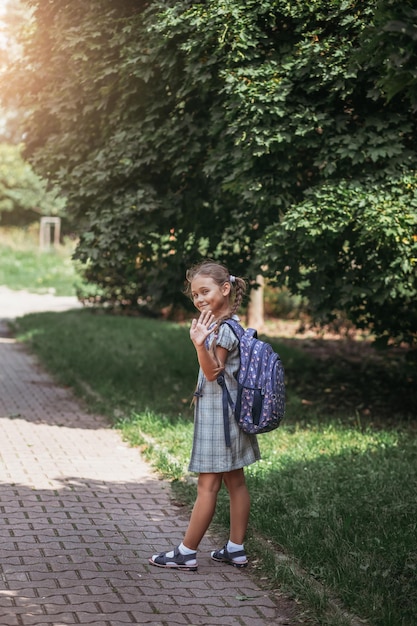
[0,143,64,225]
[261,172,417,346]
[358,0,417,108]
[251,1,417,347]
[0,0,32,142]
[3,0,417,345]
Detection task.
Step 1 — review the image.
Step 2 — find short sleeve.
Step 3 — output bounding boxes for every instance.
[216,321,239,352]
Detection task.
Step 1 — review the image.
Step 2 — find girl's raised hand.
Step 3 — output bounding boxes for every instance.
[190,310,216,347]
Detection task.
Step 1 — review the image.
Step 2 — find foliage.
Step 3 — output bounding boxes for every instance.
[358,0,417,108]
[263,285,306,319]
[262,171,417,346]
[3,0,417,342]
[0,143,65,226]
[14,310,417,626]
[0,0,32,142]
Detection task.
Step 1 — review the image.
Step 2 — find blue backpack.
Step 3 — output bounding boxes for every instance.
[217,319,285,446]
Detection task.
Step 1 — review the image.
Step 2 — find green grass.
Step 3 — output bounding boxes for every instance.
[0,226,82,296]
[14,310,198,417]
[246,425,416,626]
[13,309,417,626]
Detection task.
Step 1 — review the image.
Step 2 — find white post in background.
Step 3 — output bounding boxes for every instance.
[39,217,61,249]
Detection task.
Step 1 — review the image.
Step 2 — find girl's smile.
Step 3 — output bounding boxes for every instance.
[191,275,231,319]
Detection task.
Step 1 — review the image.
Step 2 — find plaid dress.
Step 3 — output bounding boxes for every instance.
[188,320,261,473]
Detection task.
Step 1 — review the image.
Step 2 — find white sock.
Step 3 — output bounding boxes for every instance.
[152,543,197,564]
[178,542,196,555]
[226,540,246,562]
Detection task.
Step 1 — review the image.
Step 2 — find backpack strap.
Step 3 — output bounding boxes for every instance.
[216,372,233,447]
[216,319,244,447]
[221,318,244,340]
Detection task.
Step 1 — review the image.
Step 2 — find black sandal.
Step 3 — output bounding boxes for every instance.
[149,546,198,571]
[211,545,248,568]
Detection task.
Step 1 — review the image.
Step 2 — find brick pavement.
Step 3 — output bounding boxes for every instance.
[0,291,294,626]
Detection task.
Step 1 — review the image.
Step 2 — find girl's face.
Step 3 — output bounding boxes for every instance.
[190,275,231,318]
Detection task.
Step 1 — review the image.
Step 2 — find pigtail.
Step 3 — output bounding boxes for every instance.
[210,276,246,363]
[230,276,246,317]
[215,276,246,329]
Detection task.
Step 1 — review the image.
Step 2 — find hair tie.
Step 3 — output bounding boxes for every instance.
[229,275,236,284]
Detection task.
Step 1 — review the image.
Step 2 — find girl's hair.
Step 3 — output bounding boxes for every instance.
[185,260,246,323]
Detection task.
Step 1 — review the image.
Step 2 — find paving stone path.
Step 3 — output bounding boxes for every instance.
[0,289,295,626]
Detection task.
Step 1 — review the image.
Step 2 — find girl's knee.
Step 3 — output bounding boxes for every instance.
[197,472,223,494]
[223,468,247,491]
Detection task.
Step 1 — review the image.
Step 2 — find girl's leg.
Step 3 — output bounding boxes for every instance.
[183,472,223,550]
[222,468,250,544]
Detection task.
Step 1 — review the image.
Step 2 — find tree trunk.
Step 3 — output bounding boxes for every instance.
[247,275,264,330]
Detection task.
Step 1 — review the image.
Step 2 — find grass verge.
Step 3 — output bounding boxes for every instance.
[13,309,417,626]
[0,226,82,296]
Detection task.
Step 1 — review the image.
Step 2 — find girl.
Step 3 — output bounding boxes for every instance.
[149,260,260,571]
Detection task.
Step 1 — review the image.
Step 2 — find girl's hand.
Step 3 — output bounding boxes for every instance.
[190,310,216,347]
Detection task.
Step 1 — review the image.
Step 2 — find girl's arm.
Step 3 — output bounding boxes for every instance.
[194,344,228,381]
[190,310,228,381]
